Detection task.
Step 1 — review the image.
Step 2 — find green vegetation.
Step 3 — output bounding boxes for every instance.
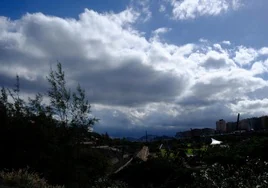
[111,134,268,187]
[186,148,193,155]
[0,168,64,188]
[0,63,119,187]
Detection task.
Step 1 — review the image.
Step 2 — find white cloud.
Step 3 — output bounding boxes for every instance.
[213,43,223,51]
[201,50,236,69]
[230,99,268,116]
[199,38,208,43]
[159,4,166,12]
[1,8,268,136]
[169,0,242,20]
[234,46,258,66]
[259,47,268,55]
[222,40,231,45]
[130,0,152,22]
[150,28,172,43]
[250,60,268,76]
[153,27,171,35]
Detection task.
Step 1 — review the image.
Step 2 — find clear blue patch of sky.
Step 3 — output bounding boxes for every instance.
[135,0,268,48]
[0,0,128,19]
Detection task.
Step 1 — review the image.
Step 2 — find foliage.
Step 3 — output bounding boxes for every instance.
[112,157,193,188]
[203,136,268,166]
[113,135,268,187]
[0,168,64,188]
[47,62,98,128]
[92,178,128,188]
[188,158,268,188]
[0,62,109,187]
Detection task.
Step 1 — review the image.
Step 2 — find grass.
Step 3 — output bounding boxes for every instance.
[186,148,193,155]
[159,143,210,158]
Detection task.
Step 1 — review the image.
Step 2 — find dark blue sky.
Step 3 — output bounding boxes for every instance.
[0,0,126,19]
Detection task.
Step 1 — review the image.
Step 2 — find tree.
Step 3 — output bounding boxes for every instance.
[47,63,71,125]
[1,75,27,118]
[47,62,98,129]
[0,63,110,187]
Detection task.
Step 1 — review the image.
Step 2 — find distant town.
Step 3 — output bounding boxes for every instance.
[175,114,268,139]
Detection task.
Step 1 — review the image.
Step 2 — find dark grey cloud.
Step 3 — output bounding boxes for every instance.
[0,73,48,95]
[177,96,219,107]
[76,60,186,106]
[203,57,229,69]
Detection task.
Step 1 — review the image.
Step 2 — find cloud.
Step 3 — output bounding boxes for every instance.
[230,99,268,116]
[201,50,236,69]
[129,0,152,22]
[1,8,268,137]
[151,27,172,42]
[250,60,268,76]
[222,41,231,45]
[259,47,268,55]
[169,0,242,20]
[159,4,166,12]
[234,46,258,66]
[152,27,171,35]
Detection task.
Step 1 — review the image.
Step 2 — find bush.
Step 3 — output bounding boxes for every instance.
[0,168,64,188]
[188,158,268,188]
[112,157,193,188]
[92,178,128,188]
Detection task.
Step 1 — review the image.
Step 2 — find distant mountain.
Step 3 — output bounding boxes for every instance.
[153,135,174,141]
[124,135,175,142]
[138,135,158,142]
[138,135,174,142]
[125,137,138,142]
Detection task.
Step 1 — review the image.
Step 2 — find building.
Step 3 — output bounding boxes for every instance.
[225,116,268,132]
[202,128,215,136]
[226,122,236,132]
[249,117,262,130]
[261,116,268,129]
[238,119,250,131]
[216,119,226,132]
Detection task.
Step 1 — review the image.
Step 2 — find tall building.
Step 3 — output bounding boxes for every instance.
[216,119,226,132]
[226,122,236,132]
[249,117,262,130]
[238,119,250,131]
[261,116,268,129]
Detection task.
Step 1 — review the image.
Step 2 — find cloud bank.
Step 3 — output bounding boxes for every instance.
[0,6,268,137]
[169,0,242,20]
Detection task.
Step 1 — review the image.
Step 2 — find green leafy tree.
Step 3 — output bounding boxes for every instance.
[47,63,71,125]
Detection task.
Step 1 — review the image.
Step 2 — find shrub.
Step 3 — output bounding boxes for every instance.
[188,158,268,188]
[0,168,64,188]
[92,178,128,188]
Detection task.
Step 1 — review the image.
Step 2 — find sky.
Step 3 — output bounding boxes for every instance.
[1,0,268,137]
